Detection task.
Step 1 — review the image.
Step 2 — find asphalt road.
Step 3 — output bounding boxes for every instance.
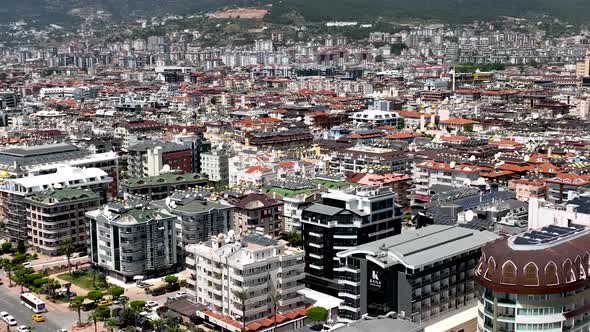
[0,286,77,332]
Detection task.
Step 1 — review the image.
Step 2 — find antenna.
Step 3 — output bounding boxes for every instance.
[465,210,474,222]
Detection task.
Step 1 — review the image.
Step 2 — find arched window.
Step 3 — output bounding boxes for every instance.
[585,252,590,275]
[545,262,559,285]
[476,254,486,276]
[564,259,576,283]
[575,256,586,280]
[501,261,517,285]
[484,257,496,281]
[523,263,539,286]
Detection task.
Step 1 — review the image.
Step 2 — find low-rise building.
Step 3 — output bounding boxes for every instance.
[86,203,179,282]
[25,188,100,256]
[413,160,481,197]
[127,141,193,178]
[185,234,305,324]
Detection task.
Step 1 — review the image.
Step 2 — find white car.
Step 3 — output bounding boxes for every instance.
[56,329,68,332]
[5,315,17,326]
[175,291,187,299]
[0,312,9,321]
[22,262,32,268]
[145,300,159,308]
[17,326,31,332]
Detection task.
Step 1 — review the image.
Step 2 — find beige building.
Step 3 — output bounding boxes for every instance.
[25,188,100,256]
[508,178,546,202]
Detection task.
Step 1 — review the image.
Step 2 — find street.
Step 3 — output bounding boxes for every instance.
[0,285,79,332]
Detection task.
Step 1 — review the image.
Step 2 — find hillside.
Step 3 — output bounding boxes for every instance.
[1,0,589,26]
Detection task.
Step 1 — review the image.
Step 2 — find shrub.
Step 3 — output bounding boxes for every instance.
[129,300,146,311]
[307,307,328,322]
[87,290,103,302]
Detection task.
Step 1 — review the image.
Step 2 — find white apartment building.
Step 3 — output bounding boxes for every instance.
[413,160,481,196]
[200,151,229,183]
[528,195,590,230]
[185,234,305,325]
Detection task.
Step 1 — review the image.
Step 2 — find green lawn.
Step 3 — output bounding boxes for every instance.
[58,271,108,291]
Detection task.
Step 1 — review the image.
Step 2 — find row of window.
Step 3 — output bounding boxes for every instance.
[516,322,561,330]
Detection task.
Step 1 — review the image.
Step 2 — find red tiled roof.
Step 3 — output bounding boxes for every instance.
[441,118,478,125]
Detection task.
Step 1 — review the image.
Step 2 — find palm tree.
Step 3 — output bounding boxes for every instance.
[106,319,118,332]
[2,259,13,287]
[234,288,248,332]
[88,312,98,332]
[270,290,281,331]
[69,296,85,326]
[59,238,76,275]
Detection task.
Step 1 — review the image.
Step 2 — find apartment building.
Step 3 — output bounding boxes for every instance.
[86,202,179,282]
[200,151,229,184]
[0,166,112,242]
[25,188,100,256]
[475,224,590,332]
[127,141,193,178]
[122,172,208,201]
[545,173,590,203]
[113,120,162,151]
[0,143,118,197]
[413,160,481,197]
[151,190,233,249]
[300,186,402,296]
[327,147,413,175]
[185,234,305,325]
[336,225,498,323]
[230,193,283,238]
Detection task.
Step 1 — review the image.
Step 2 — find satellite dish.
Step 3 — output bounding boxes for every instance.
[165,197,171,207]
[465,210,475,222]
[523,154,530,162]
[161,164,171,173]
[449,161,456,169]
[464,178,472,186]
[469,155,476,162]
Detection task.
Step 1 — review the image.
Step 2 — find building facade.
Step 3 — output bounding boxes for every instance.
[200,151,229,183]
[231,193,283,238]
[1,167,112,242]
[25,188,100,256]
[185,234,305,324]
[86,203,179,282]
[301,186,402,296]
[336,225,498,324]
[475,224,590,332]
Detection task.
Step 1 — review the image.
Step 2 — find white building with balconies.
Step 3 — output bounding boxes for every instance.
[185,233,305,325]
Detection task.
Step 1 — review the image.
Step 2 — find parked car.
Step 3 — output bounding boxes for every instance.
[145,300,158,308]
[22,262,32,268]
[151,288,166,296]
[5,315,17,326]
[0,312,10,321]
[17,326,31,332]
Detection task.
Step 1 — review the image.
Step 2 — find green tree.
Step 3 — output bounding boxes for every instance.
[287,231,303,248]
[1,258,14,287]
[129,300,146,312]
[60,238,76,275]
[307,307,328,323]
[87,290,103,303]
[109,286,124,299]
[16,240,26,254]
[94,305,111,320]
[1,242,12,253]
[70,295,85,326]
[164,275,178,284]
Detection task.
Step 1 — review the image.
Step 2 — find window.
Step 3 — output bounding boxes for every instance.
[545,262,559,285]
[523,263,539,286]
[484,257,496,280]
[563,260,576,283]
[501,261,517,285]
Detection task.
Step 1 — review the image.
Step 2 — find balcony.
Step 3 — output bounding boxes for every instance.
[339,305,361,313]
[339,292,361,300]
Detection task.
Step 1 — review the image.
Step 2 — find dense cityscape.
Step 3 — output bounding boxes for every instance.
[0,2,590,332]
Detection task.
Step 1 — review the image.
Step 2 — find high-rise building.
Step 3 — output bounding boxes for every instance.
[151,190,233,251]
[475,224,590,332]
[230,193,283,238]
[337,225,498,323]
[301,186,402,296]
[185,234,305,324]
[25,188,100,256]
[86,202,179,282]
